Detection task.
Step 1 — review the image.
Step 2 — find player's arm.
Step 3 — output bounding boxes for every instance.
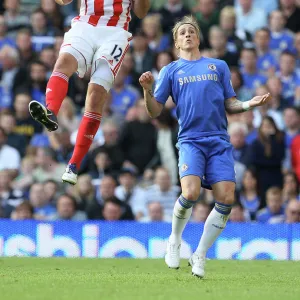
[139,71,164,118]
[133,0,151,19]
[224,94,271,114]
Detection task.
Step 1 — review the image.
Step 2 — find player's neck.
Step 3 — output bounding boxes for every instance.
[179,50,201,61]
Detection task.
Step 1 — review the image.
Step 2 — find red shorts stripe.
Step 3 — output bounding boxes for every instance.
[107,0,123,27]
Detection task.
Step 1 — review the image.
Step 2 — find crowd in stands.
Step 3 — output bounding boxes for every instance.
[1,0,300,224]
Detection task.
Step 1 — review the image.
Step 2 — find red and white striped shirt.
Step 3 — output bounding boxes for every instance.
[73,0,133,31]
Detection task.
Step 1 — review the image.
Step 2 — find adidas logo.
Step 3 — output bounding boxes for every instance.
[46,88,52,94]
[177,70,185,74]
[84,134,94,141]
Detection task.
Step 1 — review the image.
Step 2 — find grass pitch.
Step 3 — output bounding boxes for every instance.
[0,258,299,300]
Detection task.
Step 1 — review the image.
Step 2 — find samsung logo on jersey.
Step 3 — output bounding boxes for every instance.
[178,74,218,85]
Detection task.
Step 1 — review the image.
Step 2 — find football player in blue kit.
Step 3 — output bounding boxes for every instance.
[139,16,271,278]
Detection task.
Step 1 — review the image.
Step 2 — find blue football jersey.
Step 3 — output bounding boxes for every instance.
[154,57,236,142]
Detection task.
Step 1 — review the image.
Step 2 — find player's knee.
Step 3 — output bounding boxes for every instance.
[86,84,108,112]
[181,188,200,202]
[54,53,78,77]
[217,192,235,205]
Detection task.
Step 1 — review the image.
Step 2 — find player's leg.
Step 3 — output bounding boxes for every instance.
[165,142,203,269]
[190,181,235,277]
[29,23,92,132]
[190,137,236,278]
[62,60,113,185]
[29,53,78,131]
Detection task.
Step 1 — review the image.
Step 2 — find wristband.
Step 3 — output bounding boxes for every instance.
[242,102,251,111]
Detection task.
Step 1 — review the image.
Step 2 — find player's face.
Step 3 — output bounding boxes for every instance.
[176,24,200,51]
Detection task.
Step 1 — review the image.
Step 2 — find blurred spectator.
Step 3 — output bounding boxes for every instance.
[0,15,16,50]
[39,46,56,78]
[57,96,81,133]
[13,92,43,141]
[234,0,279,14]
[219,6,246,54]
[119,99,158,174]
[43,179,58,204]
[3,0,30,38]
[155,0,191,33]
[0,111,27,156]
[141,14,171,53]
[235,0,267,36]
[0,169,24,218]
[87,119,124,174]
[70,174,96,211]
[193,0,220,48]
[266,77,286,111]
[240,110,257,145]
[256,186,285,223]
[277,52,300,106]
[40,0,64,32]
[29,182,56,219]
[228,121,249,165]
[12,155,36,191]
[209,26,239,66]
[87,175,134,220]
[229,203,246,222]
[253,85,285,130]
[240,48,267,97]
[121,52,140,88]
[283,107,300,148]
[0,45,26,109]
[11,201,34,220]
[32,147,66,183]
[140,201,171,222]
[280,0,300,33]
[0,126,21,172]
[115,167,147,219]
[110,67,140,119]
[269,10,295,58]
[145,167,180,218]
[230,66,251,101]
[152,51,174,81]
[284,199,300,223]
[89,150,113,181]
[192,202,211,222]
[49,194,87,221]
[131,29,155,75]
[248,116,285,205]
[30,9,56,53]
[101,197,123,221]
[23,60,48,106]
[152,109,178,185]
[237,168,261,220]
[295,32,300,76]
[254,28,278,76]
[16,29,37,68]
[282,172,300,203]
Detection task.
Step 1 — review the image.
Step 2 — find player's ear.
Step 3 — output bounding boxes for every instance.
[175,42,179,49]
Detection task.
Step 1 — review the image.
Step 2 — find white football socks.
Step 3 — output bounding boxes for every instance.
[195,207,230,257]
[169,197,194,245]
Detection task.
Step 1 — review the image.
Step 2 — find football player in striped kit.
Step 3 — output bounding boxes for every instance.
[29,0,150,185]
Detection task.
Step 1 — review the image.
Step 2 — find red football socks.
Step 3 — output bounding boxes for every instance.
[46,72,69,116]
[69,111,102,170]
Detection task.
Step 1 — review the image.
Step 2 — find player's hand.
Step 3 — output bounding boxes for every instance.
[139,71,154,90]
[249,93,271,108]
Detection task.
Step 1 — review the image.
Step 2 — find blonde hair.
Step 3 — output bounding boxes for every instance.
[172,15,201,43]
[220,6,236,19]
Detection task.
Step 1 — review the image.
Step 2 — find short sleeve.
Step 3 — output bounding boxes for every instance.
[222,62,236,100]
[154,66,171,104]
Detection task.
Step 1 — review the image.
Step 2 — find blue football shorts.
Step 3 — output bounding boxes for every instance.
[177,136,236,189]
